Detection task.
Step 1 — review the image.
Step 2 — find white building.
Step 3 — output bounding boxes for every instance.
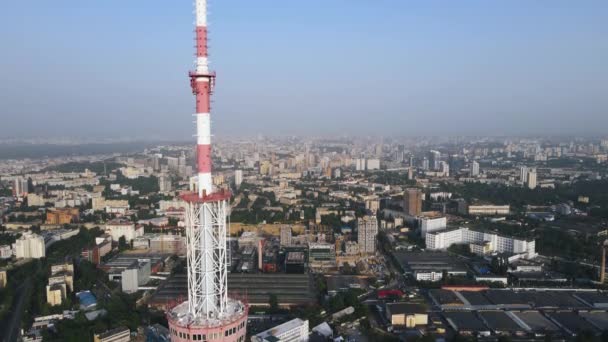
[252,318,309,342]
[105,221,143,243]
[14,232,45,259]
[234,169,243,188]
[366,159,380,171]
[527,169,537,189]
[425,227,536,259]
[357,216,378,254]
[470,161,480,177]
[121,260,151,293]
[420,216,447,238]
[355,158,366,171]
[0,245,13,259]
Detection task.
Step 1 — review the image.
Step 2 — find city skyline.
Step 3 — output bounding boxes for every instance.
[1,0,607,139]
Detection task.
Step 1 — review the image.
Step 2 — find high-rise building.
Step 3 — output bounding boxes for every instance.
[470,161,480,177]
[357,216,378,254]
[158,174,172,192]
[520,166,528,184]
[428,150,441,170]
[421,158,430,171]
[440,161,449,177]
[234,169,243,188]
[280,226,292,247]
[403,188,423,216]
[355,158,366,171]
[527,169,537,189]
[12,177,29,197]
[14,232,45,259]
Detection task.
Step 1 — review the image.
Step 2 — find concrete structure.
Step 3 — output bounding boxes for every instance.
[167,2,248,341]
[357,215,378,254]
[252,318,309,342]
[425,227,536,259]
[404,188,422,216]
[15,232,45,259]
[468,204,510,216]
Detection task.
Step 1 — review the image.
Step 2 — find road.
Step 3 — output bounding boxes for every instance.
[1,277,32,342]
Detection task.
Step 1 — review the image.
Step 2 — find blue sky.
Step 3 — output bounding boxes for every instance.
[1,1,607,139]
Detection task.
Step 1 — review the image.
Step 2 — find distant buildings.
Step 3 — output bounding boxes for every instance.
[403,188,423,216]
[251,318,309,342]
[121,259,151,293]
[15,232,45,259]
[0,270,7,289]
[357,216,378,254]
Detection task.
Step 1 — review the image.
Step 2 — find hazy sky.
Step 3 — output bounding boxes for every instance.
[1,1,607,139]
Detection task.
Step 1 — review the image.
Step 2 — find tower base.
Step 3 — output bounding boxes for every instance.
[167,297,248,342]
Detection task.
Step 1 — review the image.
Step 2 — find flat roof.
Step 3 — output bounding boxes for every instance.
[548,312,598,335]
[478,311,524,332]
[459,291,492,306]
[579,311,608,330]
[429,290,464,306]
[513,311,559,332]
[443,311,488,332]
[253,318,307,340]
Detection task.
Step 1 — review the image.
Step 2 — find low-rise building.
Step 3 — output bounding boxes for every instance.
[386,303,428,328]
[251,318,309,342]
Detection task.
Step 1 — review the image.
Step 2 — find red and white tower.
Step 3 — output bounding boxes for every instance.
[167,1,248,341]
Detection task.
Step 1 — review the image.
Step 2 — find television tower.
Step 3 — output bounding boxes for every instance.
[167,1,248,341]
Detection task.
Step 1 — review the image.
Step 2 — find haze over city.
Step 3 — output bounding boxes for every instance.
[1,0,607,139]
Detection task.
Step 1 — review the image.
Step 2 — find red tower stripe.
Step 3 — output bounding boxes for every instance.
[195,82,210,113]
[197,144,212,173]
[196,27,208,57]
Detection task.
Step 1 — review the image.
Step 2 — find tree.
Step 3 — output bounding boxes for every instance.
[118,236,128,251]
[268,293,279,313]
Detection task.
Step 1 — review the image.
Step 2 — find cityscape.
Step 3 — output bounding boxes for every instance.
[1,1,608,342]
